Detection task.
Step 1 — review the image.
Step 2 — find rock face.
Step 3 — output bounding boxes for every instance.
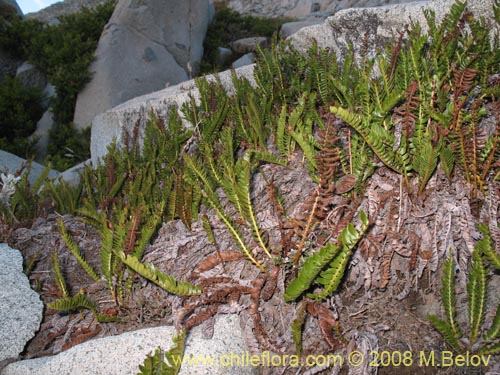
[90,64,255,164]
[73,0,210,130]
[221,0,426,19]
[0,244,43,367]
[0,0,22,16]
[0,150,58,185]
[288,0,497,59]
[1,314,256,375]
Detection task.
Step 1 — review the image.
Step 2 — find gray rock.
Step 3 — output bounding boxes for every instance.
[58,160,88,187]
[73,0,210,130]
[91,64,256,165]
[0,150,58,186]
[1,314,256,375]
[15,62,47,91]
[30,110,55,163]
[232,52,255,68]
[230,36,268,54]
[0,244,43,366]
[288,0,497,59]
[221,0,426,19]
[215,47,233,67]
[279,20,322,38]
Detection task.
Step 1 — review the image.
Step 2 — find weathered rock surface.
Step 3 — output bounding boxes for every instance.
[1,314,256,375]
[229,36,268,54]
[91,64,255,164]
[221,0,426,19]
[31,110,55,163]
[288,0,498,58]
[0,150,58,185]
[73,0,210,130]
[279,19,322,38]
[232,52,255,68]
[0,244,43,367]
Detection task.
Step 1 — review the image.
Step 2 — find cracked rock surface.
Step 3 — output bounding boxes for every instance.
[0,243,43,368]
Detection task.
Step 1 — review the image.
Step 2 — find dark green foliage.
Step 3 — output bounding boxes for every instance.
[0,1,115,169]
[45,124,91,172]
[429,235,500,355]
[284,211,369,302]
[0,76,44,158]
[200,7,290,73]
[137,330,186,375]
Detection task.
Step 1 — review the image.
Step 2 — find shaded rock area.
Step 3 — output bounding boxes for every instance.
[0,244,43,368]
[73,0,211,130]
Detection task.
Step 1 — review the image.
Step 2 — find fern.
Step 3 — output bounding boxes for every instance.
[137,330,185,375]
[285,211,368,302]
[51,251,69,298]
[477,224,500,270]
[484,303,500,341]
[312,210,369,300]
[468,250,487,345]
[427,315,462,352]
[47,290,114,322]
[118,253,201,296]
[291,301,307,357]
[57,218,101,283]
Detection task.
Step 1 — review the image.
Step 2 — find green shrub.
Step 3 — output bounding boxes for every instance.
[200,7,291,73]
[0,75,44,158]
[0,1,115,170]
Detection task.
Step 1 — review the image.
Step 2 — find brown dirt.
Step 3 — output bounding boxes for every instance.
[6,156,500,375]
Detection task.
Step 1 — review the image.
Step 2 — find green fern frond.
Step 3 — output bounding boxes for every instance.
[57,218,101,283]
[439,146,455,180]
[440,255,462,340]
[48,290,98,314]
[276,105,291,158]
[330,106,408,174]
[291,302,307,357]
[478,342,500,356]
[51,251,69,298]
[313,211,369,300]
[413,137,442,194]
[235,159,272,259]
[118,253,201,296]
[285,211,368,302]
[477,224,500,270]
[428,315,463,352]
[137,330,185,375]
[468,250,487,345]
[484,303,500,341]
[284,242,341,302]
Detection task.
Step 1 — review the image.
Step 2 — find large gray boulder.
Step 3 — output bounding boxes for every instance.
[221,0,426,19]
[0,150,58,185]
[288,0,497,58]
[73,0,211,130]
[0,244,43,368]
[1,314,256,375]
[91,64,255,164]
[0,0,22,17]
